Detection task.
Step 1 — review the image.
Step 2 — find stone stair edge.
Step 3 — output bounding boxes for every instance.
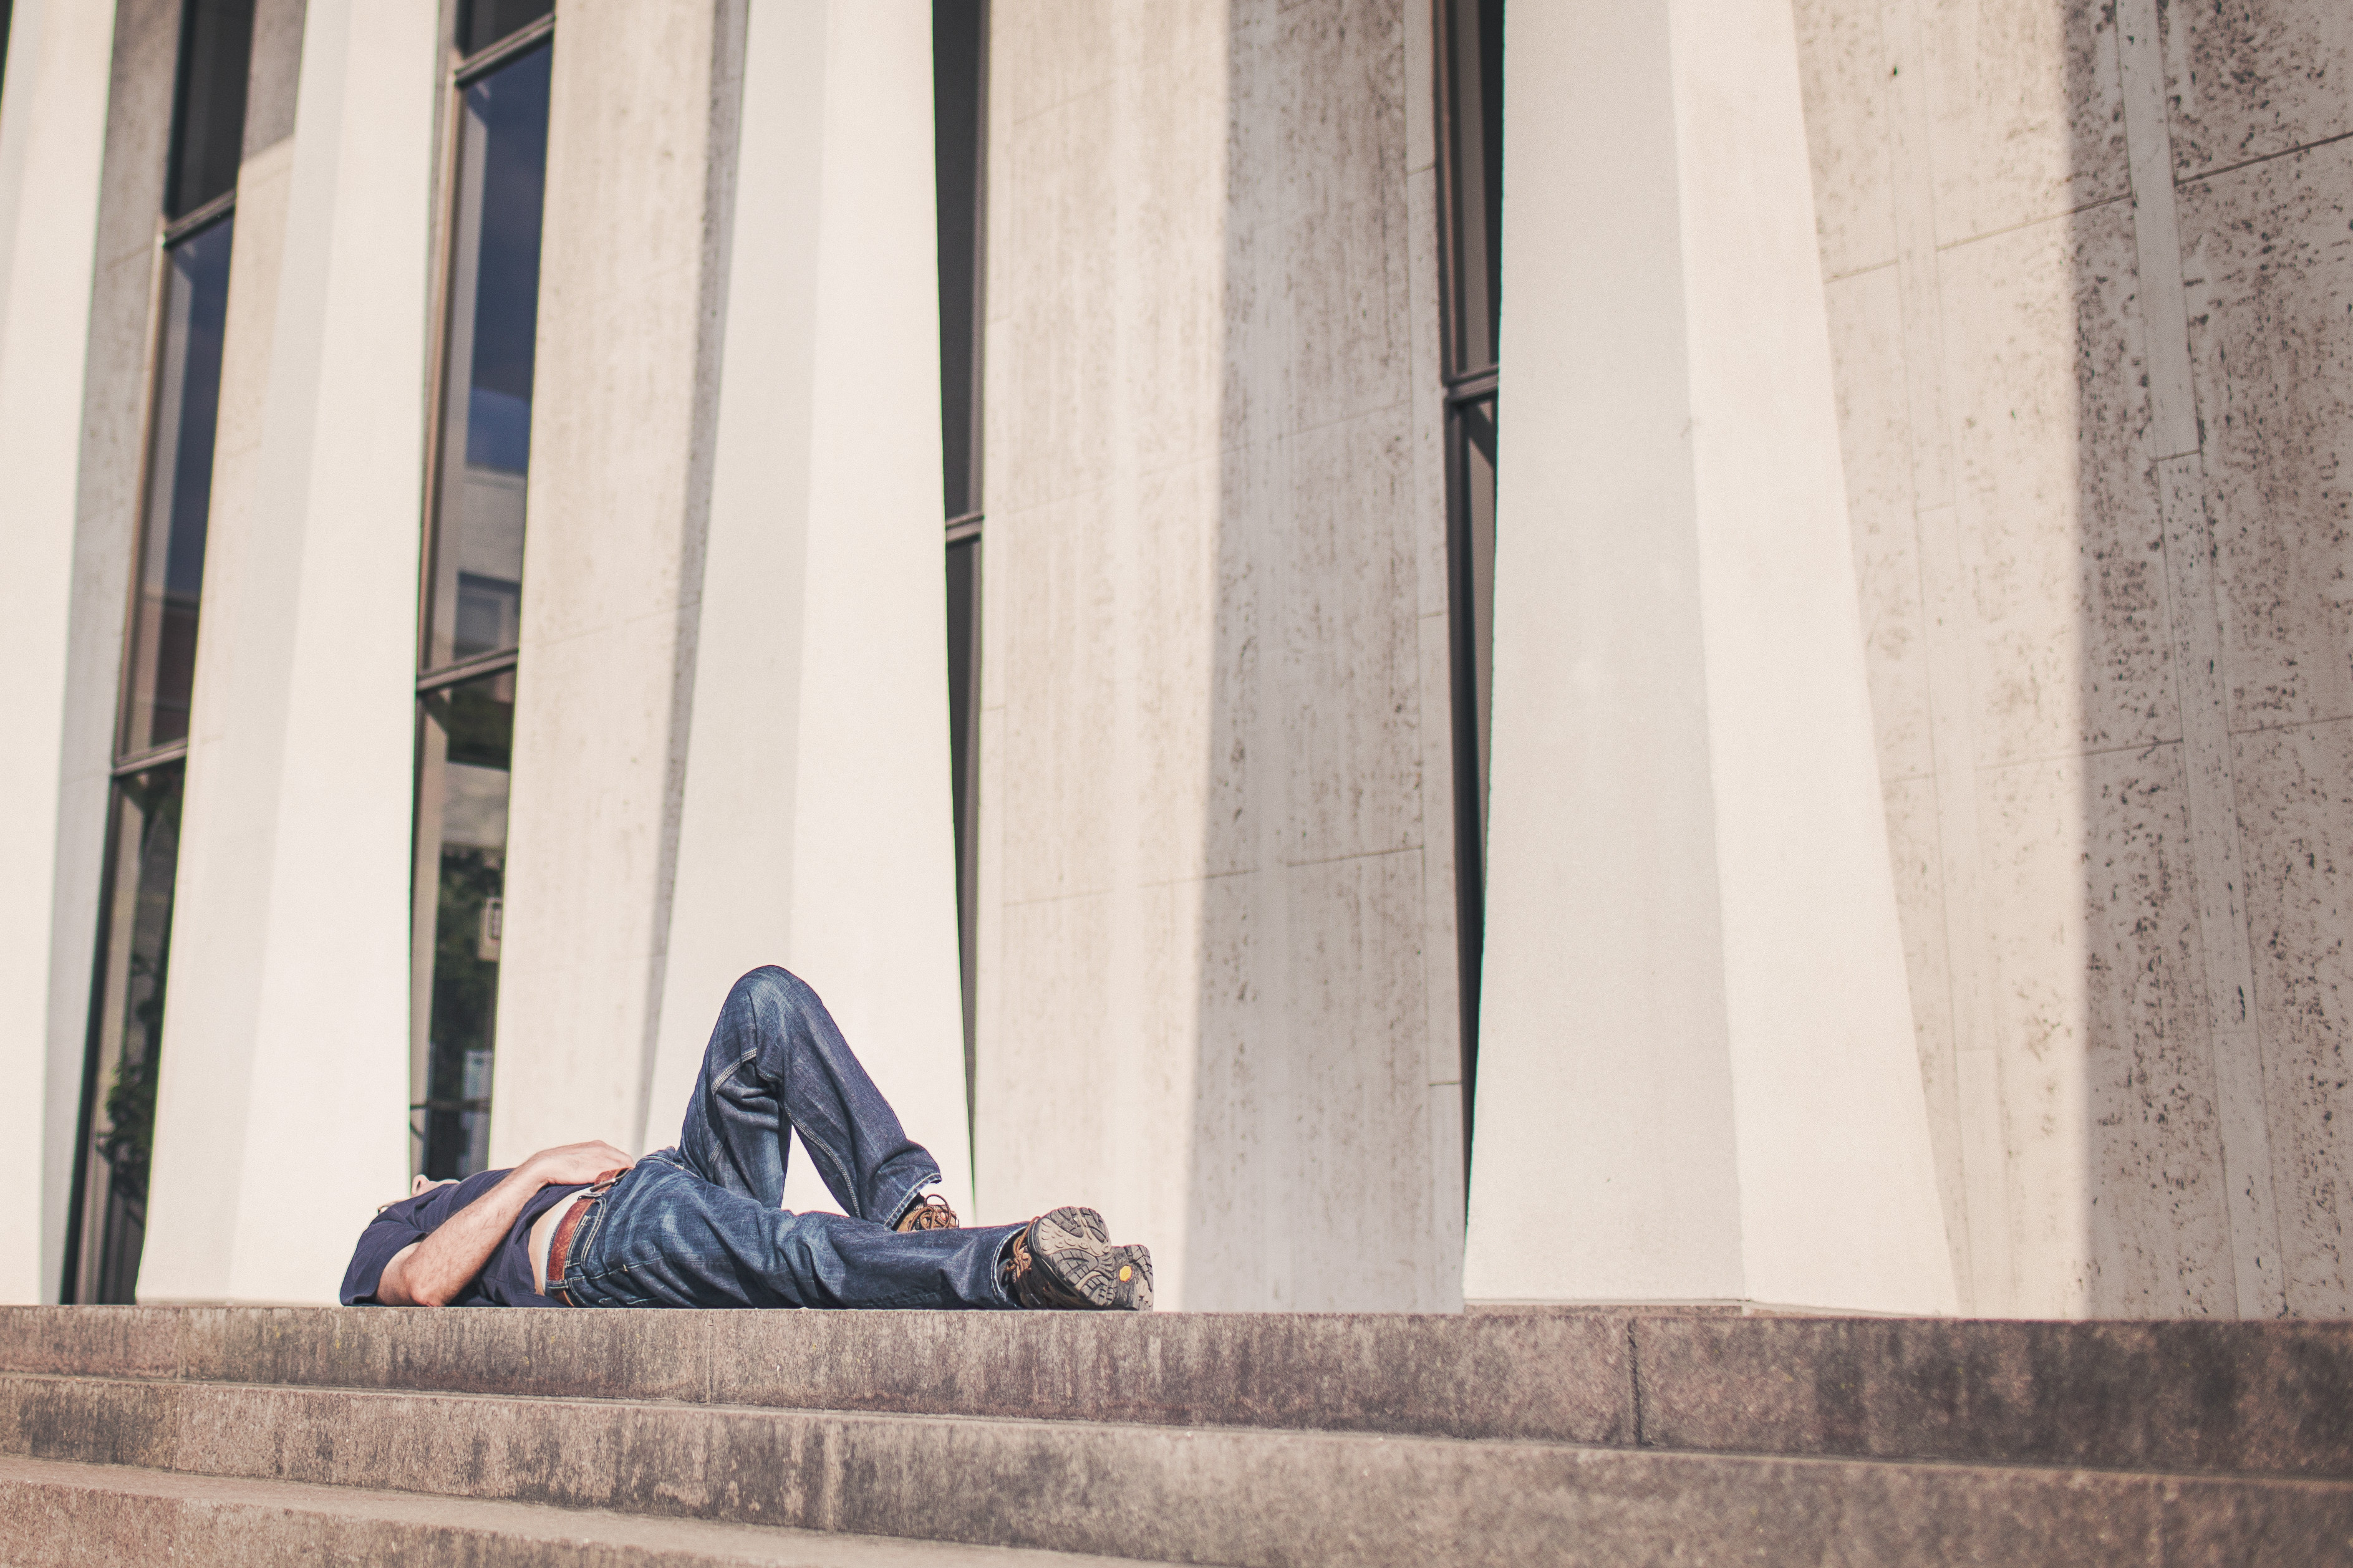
[3,1372,2350,1568]
[0,1452,1161,1568]
[3,1305,2351,1478]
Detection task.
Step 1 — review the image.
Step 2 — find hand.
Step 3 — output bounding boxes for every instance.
[525,1140,637,1188]
[412,1174,460,1198]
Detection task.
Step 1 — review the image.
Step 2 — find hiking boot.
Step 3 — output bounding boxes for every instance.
[895,1193,960,1232]
[1004,1206,1151,1311]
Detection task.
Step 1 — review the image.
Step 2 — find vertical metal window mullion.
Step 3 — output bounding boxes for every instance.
[408,0,553,1182]
[65,0,258,1304]
[937,0,990,1172]
[1433,0,1502,1190]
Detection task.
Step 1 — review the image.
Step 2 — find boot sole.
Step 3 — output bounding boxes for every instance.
[1031,1206,1152,1311]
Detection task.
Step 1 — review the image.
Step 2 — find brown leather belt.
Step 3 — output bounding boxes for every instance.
[546,1168,626,1307]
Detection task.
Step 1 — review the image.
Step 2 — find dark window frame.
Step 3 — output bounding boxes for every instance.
[162,0,257,220]
[936,0,988,1162]
[404,2,554,1181]
[64,0,257,1304]
[1431,0,1501,1185]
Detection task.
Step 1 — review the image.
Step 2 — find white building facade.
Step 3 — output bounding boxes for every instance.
[1,0,2347,1319]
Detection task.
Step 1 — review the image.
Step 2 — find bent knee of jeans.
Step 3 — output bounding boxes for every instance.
[732,964,815,1014]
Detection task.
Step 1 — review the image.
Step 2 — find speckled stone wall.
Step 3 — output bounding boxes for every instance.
[973,0,1465,1310]
[1797,0,2352,1317]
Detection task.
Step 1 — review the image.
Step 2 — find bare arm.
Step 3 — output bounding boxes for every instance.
[375,1141,633,1306]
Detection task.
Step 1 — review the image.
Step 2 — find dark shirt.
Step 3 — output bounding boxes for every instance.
[340,1169,587,1307]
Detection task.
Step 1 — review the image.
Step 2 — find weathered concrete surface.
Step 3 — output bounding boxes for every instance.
[4,1372,2351,1568]
[974,0,1464,1314]
[1635,1316,2353,1478]
[0,1453,1153,1568]
[7,1306,2353,1479]
[1794,0,2353,1318]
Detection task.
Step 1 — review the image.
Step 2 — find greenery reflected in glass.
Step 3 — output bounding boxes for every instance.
[68,766,184,1304]
[413,675,514,1179]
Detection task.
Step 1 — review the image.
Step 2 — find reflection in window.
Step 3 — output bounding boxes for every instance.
[936,0,989,1134]
[65,766,184,1305]
[460,0,554,59]
[165,0,256,219]
[121,217,234,758]
[1453,392,1496,849]
[64,0,252,1308]
[411,21,551,1180]
[423,40,548,673]
[411,673,515,1179]
[1435,0,1502,1166]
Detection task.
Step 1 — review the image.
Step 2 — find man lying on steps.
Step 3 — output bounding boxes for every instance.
[339,966,1152,1312]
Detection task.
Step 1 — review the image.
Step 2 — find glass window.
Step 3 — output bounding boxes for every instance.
[1435,0,1502,1165]
[945,534,982,1097]
[121,216,234,758]
[422,41,549,673]
[935,0,988,522]
[1453,393,1496,850]
[65,765,185,1305]
[411,672,515,1180]
[165,0,257,219]
[65,0,251,1308]
[460,0,554,59]
[936,1,989,1137]
[1437,0,1503,380]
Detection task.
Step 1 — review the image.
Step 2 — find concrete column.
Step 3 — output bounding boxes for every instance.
[640,0,970,1216]
[0,0,119,1304]
[1462,0,1955,1312]
[487,0,743,1166]
[139,0,442,1302]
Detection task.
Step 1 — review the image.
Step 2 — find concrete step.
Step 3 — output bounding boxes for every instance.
[4,1368,2351,1566]
[4,1305,2349,1477]
[0,1453,1156,1567]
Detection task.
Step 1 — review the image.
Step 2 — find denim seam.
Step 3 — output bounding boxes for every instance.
[706,1047,761,1097]
[549,1178,622,1297]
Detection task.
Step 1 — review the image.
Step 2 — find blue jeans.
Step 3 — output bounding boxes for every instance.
[554,966,1022,1309]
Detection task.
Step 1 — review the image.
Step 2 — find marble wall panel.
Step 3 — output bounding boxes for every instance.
[2179,138,2353,734]
[1127,0,1229,480]
[1883,774,1969,1291]
[1136,457,1250,886]
[1172,870,1266,1311]
[2235,719,2353,1315]
[1279,849,1434,1311]
[997,491,1118,905]
[1799,0,2353,1319]
[1282,410,1421,865]
[521,277,706,640]
[2073,743,2233,1317]
[1275,0,1410,433]
[92,0,176,274]
[495,612,694,1157]
[1794,0,1898,277]
[1978,754,2094,1315]
[1974,741,2235,1318]
[992,0,1114,124]
[74,248,163,553]
[538,0,723,300]
[1940,204,2177,766]
[1825,264,1936,784]
[993,84,1116,516]
[981,0,1446,1309]
[1921,0,2128,246]
[1404,164,1447,620]
[2165,0,2353,180]
[974,890,1113,1228]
